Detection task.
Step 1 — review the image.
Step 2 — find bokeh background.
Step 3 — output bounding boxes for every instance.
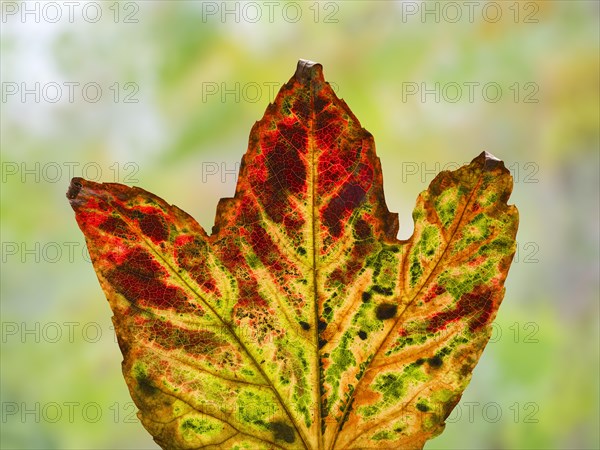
[1,1,598,448]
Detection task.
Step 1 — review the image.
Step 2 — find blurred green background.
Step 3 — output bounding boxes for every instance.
[1,1,598,448]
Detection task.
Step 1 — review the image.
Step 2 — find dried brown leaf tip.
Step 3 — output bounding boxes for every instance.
[68,60,518,449]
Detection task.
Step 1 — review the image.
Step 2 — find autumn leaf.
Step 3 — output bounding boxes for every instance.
[67,60,518,450]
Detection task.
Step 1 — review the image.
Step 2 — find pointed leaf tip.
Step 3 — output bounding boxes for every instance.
[295,59,324,85]
[474,150,505,171]
[482,150,500,162]
[66,177,83,200]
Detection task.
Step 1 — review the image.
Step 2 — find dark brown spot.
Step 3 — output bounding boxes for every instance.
[318,319,327,331]
[135,371,157,395]
[372,285,393,296]
[428,355,443,368]
[269,420,295,443]
[375,302,397,320]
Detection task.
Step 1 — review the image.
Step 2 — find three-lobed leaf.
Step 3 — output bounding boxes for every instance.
[68,60,518,449]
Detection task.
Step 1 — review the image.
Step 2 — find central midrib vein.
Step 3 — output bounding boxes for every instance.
[309,86,325,450]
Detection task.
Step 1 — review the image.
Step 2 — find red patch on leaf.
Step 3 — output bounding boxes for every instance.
[174,237,220,295]
[427,286,495,333]
[107,248,196,312]
[147,319,221,353]
[249,226,283,272]
[99,216,127,235]
[423,284,446,303]
[322,183,367,238]
[137,212,169,243]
